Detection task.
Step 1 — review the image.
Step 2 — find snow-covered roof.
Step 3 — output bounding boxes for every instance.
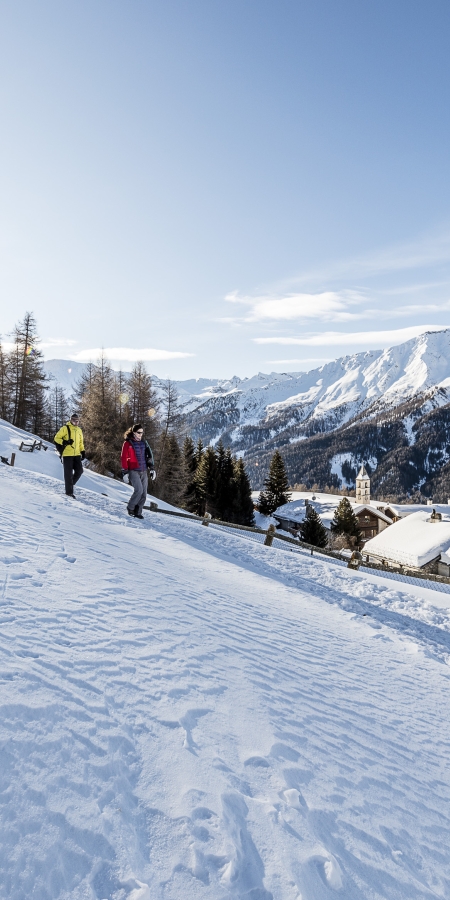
[364,510,450,568]
[272,493,391,529]
[385,502,450,519]
[357,465,369,479]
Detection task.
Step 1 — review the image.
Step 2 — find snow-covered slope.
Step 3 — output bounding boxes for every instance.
[0,417,185,514]
[2,431,450,897]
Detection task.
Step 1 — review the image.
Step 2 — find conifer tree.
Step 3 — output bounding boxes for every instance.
[258,450,291,515]
[300,504,328,548]
[44,384,69,441]
[80,353,122,476]
[232,458,255,525]
[0,342,12,422]
[194,445,218,517]
[183,436,204,513]
[155,434,186,506]
[73,362,97,412]
[8,313,47,432]
[127,361,159,447]
[155,380,183,474]
[215,442,236,521]
[330,497,361,546]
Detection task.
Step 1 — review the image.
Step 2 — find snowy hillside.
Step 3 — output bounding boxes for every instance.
[2,425,450,897]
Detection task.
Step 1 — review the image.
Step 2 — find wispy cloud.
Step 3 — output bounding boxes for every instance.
[254,324,449,348]
[73,347,194,362]
[278,228,450,292]
[268,357,331,365]
[225,289,364,322]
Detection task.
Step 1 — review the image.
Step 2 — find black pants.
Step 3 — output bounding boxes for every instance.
[63,455,83,495]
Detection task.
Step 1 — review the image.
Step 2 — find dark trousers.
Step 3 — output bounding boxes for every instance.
[63,455,83,495]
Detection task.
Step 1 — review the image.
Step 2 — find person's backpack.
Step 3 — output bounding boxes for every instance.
[55,423,74,456]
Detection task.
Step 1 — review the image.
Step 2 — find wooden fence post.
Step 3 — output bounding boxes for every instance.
[10,453,15,467]
[202,512,212,527]
[264,524,276,546]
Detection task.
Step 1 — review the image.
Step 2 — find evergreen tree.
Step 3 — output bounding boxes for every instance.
[300,504,328,548]
[258,450,291,515]
[182,436,204,513]
[155,380,183,473]
[330,497,361,545]
[44,384,69,441]
[8,313,47,432]
[127,361,159,447]
[0,341,12,422]
[155,433,186,506]
[73,362,97,411]
[215,442,236,521]
[232,458,255,526]
[80,353,122,476]
[194,445,218,517]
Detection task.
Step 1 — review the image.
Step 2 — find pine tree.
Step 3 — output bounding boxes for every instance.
[0,341,12,422]
[330,497,361,546]
[44,384,69,441]
[8,313,47,432]
[155,380,183,473]
[232,458,255,525]
[80,353,122,476]
[182,436,204,513]
[300,504,328,548]
[215,442,236,521]
[258,450,291,515]
[73,362,97,412]
[155,433,186,506]
[127,361,159,447]
[194,446,218,517]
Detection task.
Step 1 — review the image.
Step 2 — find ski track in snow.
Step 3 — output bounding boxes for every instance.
[1,465,450,900]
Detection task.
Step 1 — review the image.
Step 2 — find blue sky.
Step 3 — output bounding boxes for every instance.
[1,0,450,378]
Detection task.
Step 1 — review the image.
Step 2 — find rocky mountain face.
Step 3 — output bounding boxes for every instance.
[183,329,450,501]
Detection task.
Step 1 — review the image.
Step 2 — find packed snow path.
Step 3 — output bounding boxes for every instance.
[1,466,450,899]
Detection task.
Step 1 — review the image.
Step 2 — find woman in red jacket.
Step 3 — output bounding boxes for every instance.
[121,423,155,519]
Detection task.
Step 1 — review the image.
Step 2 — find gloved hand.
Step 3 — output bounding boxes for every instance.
[122,470,130,484]
[149,468,156,481]
[81,450,86,460]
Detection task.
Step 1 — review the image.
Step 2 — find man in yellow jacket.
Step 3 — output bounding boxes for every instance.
[54,412,85,498]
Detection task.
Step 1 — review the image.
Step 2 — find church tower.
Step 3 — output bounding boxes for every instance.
[356,465,370,504]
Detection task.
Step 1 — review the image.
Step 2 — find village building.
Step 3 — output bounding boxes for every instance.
[272,493,391,543]
[364,509,450,574]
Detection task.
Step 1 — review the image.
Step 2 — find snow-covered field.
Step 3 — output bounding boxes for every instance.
[2,452,450,898]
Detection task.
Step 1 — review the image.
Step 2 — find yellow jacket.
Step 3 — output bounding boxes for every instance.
[54,422,85,457]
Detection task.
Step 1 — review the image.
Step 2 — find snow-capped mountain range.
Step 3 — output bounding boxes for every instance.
[44,329,450,499]
[45,328,450,435]
[180,328,450,444]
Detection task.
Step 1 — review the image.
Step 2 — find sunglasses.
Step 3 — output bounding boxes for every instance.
[135,430,144,434]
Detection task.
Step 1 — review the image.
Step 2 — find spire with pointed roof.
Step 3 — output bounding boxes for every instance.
[356,464,370,503]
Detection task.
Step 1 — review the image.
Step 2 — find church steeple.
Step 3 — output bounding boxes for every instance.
[356,465,370,503]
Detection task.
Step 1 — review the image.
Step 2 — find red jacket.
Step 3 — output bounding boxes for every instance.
[121,439,154,471]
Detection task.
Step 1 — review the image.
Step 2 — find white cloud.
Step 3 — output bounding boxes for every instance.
[41,338,78,348]
[254,324,450,348]
[225,289,363,322]
[268,358,332,365]
[72,347,194,362]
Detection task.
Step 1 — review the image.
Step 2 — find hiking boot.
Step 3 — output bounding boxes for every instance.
[135,513,144,520]
[127,508,136,516]
[66,493,76,499]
